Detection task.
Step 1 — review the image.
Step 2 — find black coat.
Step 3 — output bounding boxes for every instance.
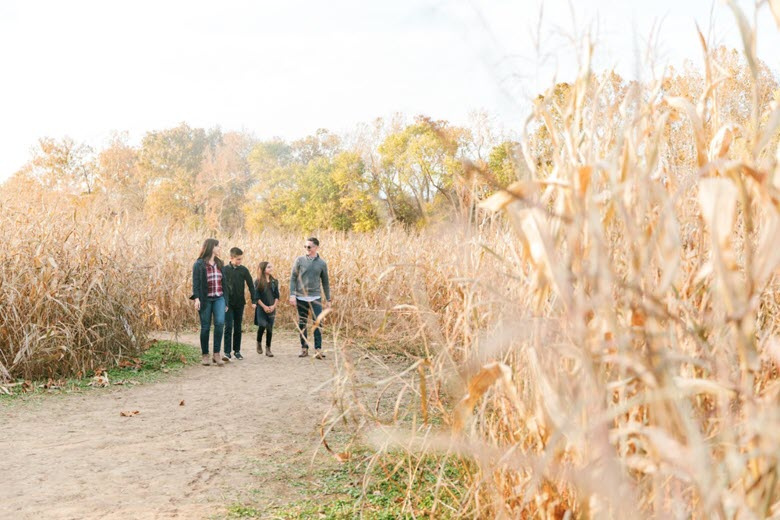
[223,263,257,308]
[190,258,231,305]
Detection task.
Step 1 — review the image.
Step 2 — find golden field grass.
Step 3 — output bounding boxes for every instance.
[4,7,780,518]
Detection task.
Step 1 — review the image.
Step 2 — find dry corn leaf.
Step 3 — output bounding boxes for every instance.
[576,165,592,197]
[708,125,734,161]
[479,189,515,213]
[518,209,572,309]
[313,308,332,329]
[667,96,706,166]
[753,210,780,286]
[771,0,780,29]
[642,427,692,474]
[452,362,512,433]
[672,376,735,397]
[630,308,646,328]
[697,177,737,248]
[478,181,532,212]
[727,0,758,78]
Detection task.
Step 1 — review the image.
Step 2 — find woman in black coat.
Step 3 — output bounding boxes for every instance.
[254,261,280,357]
[190,238,231,366]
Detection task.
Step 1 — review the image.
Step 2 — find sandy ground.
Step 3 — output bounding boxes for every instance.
[0,331,340,520]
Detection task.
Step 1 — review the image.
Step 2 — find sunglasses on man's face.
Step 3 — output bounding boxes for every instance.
[305,245,314,250]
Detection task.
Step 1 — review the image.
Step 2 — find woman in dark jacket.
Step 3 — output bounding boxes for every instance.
[254,261,280,357]
[191,238,231,366]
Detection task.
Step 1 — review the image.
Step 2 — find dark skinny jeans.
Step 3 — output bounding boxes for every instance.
[198,296,226,355]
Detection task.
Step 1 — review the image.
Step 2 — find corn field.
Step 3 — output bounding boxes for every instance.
[3,3,780,518]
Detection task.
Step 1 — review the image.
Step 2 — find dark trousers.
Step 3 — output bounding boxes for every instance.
[256,326,273,347]
[296,299,323,350]
[224,304,244,355]
[198,296,225,355]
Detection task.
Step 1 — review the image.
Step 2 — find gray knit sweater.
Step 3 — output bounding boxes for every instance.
[289,254,331,301]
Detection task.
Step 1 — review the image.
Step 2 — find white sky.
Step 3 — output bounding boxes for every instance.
[0,0,778,180]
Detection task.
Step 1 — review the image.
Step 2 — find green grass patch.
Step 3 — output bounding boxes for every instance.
[245,449,469,520]
[0,340,199,401]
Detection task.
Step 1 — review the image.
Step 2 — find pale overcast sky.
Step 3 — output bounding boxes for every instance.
[0,0,778,180]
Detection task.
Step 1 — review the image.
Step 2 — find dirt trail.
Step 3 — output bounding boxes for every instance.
[0,331,340,519]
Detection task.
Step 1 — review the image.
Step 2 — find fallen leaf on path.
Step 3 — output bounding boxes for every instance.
[88,372,110,387]
[334,452,351,463]
[179,400,185,406]
[179,355,187,364]
[119,358,142,369]
[120,410,140,417]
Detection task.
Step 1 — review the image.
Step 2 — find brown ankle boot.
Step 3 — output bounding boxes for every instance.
[201,354,210,366]
[256,341,263,355]
[212,353,224,366]
[298,349,308,358]
[265,346,274,357]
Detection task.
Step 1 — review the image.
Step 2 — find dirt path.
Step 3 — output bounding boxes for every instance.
[0,331,342,519]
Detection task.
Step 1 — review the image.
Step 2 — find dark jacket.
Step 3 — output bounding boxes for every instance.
[255,277,280,307]
[223,263,257,308]
[254,277,280,327]
[190,258,231,305]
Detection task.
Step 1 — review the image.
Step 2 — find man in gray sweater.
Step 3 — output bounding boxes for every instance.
[288,237,332,359]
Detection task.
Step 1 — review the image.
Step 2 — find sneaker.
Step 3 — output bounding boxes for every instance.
[222,353,231,362]
[234,352,244,360]
[314,351,326,360]
[298,349,309,358]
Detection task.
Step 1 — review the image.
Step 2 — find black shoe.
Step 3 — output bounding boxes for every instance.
[222,353,231,362]
[234,352,243,360]
[314,350,326,360]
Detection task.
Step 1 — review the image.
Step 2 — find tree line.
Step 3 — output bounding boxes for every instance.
[7,46,777,234]
[8,114,520,233]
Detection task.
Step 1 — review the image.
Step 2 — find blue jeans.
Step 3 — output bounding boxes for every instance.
[198,296,226,355]
[224,305,244,355]
[296,299,323,350]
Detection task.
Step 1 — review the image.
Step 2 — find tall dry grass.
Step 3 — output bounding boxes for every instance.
[3,4,780,517]
[0,182,473,380]
[320,8,780,520]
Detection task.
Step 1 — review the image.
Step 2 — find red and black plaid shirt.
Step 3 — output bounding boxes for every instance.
[205,262,223,298]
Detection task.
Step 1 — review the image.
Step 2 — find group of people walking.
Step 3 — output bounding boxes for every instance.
[190,237,332,366]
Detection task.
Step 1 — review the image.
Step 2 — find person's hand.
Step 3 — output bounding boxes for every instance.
[225,305,229,312]
[288,296,296,306]
[269,304,276,312]
[325,300,332,309]
[194,298,201,311]
[252,304,257,309]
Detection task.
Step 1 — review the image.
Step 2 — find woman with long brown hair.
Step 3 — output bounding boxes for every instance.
[254,261,280,357]
[190,238,231,366]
